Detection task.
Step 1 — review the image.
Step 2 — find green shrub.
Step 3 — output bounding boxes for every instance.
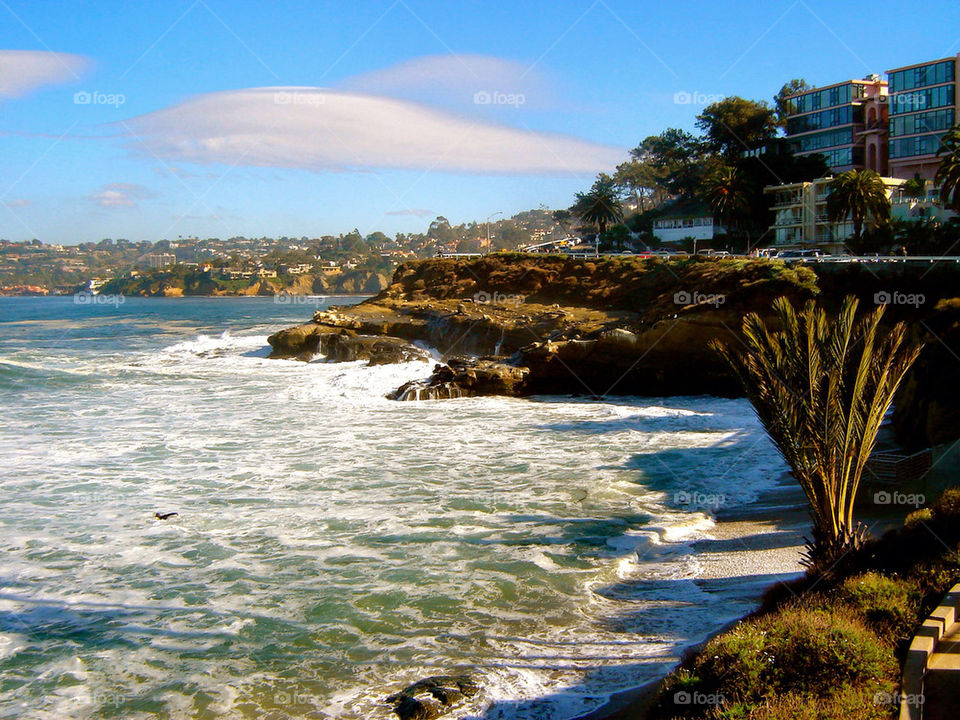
[932,487,960,520]
[657,606,897,717]
[904,508,932,527]
[836,573,920,642]
[908,554,960,599]
[742,686,897,719]
[756,606,897,697]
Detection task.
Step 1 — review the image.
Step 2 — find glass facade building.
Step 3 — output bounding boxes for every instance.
[783,79,883,173]
[886,55,960,179]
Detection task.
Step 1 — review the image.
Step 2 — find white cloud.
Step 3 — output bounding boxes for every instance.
[90,183,154,208]
[121,87,622,175]
[0,50,90,99]
[6,198,32,207]
[341,54,552,111]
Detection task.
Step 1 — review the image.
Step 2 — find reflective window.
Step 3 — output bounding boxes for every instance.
[787,106,855,134]
[889,84,955,115]
[889,133,947,158]
[790,128,854,152]
[791,84,854,114]
[889,60,956,93]
[889,108,955,136]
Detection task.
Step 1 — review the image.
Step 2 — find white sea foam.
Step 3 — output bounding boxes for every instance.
[0,305,792,720]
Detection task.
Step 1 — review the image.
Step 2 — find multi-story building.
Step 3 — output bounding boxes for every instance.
[144,252,177,269]
[886,54,959,180]
[784,76,889,174]
[764,176,905,253]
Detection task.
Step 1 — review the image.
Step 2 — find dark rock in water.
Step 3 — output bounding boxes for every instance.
[385,676,480,720]
[267,323,430,365]
[390,358,529,400]
[318,333,431,366]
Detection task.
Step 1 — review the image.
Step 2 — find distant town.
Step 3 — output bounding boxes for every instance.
[0,209,563,296]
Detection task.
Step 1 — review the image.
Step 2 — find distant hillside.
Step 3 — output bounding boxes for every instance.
[95,268,391,297]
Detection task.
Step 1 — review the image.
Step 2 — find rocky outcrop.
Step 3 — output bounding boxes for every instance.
[391,358,529,400]
[267,322,326,359]
[268,256,820,397]
[516,316,742,397]
[387,315,742,401]
[266,324,430,365]
[318,333,431,365]
[385,675,480,720]
[266,257,960,429]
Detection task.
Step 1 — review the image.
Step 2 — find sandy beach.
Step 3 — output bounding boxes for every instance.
[576,461,927,720]
[576,475,810,720]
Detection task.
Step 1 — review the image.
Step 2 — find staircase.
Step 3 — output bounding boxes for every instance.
[900,583,960,720]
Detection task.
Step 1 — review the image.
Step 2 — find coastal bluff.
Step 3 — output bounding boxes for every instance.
[267,254,960,445]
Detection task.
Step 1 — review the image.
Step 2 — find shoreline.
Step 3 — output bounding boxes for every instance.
[573,473,810,720]
[573,467,923,720]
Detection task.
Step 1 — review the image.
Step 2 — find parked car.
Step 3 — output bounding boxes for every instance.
[777,249,826,261]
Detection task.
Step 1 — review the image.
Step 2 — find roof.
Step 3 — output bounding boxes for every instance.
[655,199,714,220]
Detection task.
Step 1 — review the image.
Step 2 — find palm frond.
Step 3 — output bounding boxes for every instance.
[713,295,922,569]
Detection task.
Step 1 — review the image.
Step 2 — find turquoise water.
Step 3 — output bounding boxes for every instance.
[0,297,787,720]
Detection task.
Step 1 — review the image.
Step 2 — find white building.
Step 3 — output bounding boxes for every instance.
[144,252,177,268]
[652,202,725,244]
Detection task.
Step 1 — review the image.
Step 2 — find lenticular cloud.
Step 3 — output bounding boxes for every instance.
[0,50,90,99]
[121,87,622,175]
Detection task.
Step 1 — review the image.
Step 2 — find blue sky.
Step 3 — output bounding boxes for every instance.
[1,0,959,244]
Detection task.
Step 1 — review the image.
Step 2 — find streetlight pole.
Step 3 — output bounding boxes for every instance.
[486,211,503,252]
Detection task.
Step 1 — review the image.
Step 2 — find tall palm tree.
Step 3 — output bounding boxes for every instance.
[713,296,921,569]
[826,170,892,246]
[702,166,751,235]
[935,124,960,211]
[573,179,624,238]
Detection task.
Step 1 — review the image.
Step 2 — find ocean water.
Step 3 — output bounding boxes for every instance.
[0,296,789,720]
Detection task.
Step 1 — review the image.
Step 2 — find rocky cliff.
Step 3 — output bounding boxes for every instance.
[269,255,819,398]
[267,254,960,449]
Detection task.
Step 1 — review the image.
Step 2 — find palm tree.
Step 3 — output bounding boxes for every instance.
[702,166,751,236]
[935,124,960,211]
[826,170,892,246]
[573,178,624,238]
[713,296,921,569]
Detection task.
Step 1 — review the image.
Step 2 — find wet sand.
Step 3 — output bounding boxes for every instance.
[575,474,809,720]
